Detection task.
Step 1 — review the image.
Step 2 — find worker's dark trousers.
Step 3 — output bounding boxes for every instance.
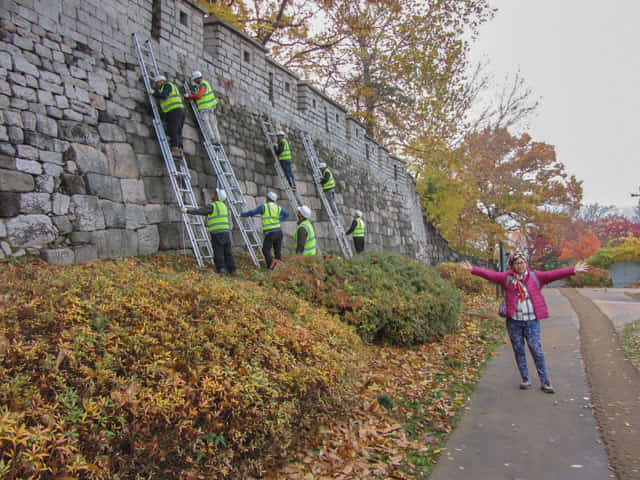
[279,160,295,187]
[165,107,185,149]
[353,236,364,253]
[262,230,283,268]
[211,231,236,274]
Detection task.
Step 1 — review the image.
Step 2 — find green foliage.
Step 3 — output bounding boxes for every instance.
[0,255,362,479]
[252,252,462,346]
[565,267,612,287]
[435,262,492,296]
[587,237,640,269]
[621,320,640,373]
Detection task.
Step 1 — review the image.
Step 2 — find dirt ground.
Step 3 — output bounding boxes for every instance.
[562,289,640,480]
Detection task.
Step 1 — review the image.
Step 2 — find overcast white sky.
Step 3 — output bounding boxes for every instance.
[469,0,640,209]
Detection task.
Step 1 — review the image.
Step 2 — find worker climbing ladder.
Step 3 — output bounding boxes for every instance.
[258,114,301,212]
[132,33,214,268]
[299,130,353,258]
[183,80,265,267]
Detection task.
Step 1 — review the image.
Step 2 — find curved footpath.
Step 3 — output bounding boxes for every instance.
[430,288,640,480]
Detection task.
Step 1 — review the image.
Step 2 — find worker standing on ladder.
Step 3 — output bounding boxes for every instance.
[293,205,317,256]
[319,162,339,216]
[152,75,185,157]
[185,70,221,144]
[182,189,237,276]
[240,192,289,270]
[274,131,296,190]
[345,210,365,253]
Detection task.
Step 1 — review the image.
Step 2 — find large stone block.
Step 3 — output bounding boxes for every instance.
[144,204,166,224]
[61,174,87,195]
[158,222,183,250]
[105,143,139,178]
[98,123,126,142]
[41,248,75,265]
[52,193,71,215]
[70,194,106,231]
[64,143,108,174]
[142,177,166,204]
[6,214,56,248]
[59,122,100,146]
[0,168,34,192]
[137,225,159,256]
[121,178,146,204]
[92,229,138,258]
[0,192,20,217]
[137,153,164,177]
[85,173,123,202]
[52,215,72,234]
[74,244,98,264]
[36,114,58,137]
[125,204,146,230]
[99,199,126,228]
[20,193,51,214]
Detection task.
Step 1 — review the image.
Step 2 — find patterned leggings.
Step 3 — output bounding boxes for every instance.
[506,318,550,383]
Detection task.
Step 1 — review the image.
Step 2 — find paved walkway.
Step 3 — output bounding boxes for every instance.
[578,288,640,333]
[430,289,614,480]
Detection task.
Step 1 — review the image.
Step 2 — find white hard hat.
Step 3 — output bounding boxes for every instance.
[318,162,327,169]
[154,74,166,83]
[191,70,202,81]
[216,188,227,202]
[266,191,278,202]
[355,210,362,217]
[276,130,285,136]
[298,205,311,219]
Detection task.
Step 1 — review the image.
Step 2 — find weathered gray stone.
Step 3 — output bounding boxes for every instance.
[63,108,84,121]
[0,52,12,70]
[0,192,20,217]
[92,229,138,258]
[142,177,166,203]
[125,204,146,230]
[20,193,51,214]
[121,178,146,204]
[137,225,159,256]
[40,150,64,165]
[1,241,11,256]
[46,106,63,119]
[0,168,34,192]
[61,174,86,194]
[3,110,23,127]
[158,222,183,250]
[97,123,126,142]
[36,175,55,193]
[52,193,70,215]
[52,215,72,234]
[70,195,105,231]
[14,55,39,77]
[88,71,109,96]
[59,122,100,146]
[22,111,37,131]
[17,144,38,160]
[16,158,42,175]
[86,173,122,202]
[0,125,8,142]
[12,84,38,102]
[144,204,165,224]
[104,142,139,178]
[6,214,56,248]
[41,248,75,265]
[89,92,106,111]
[38,90,56,106]
[0,154,14,170]
[73,243,97,263]
[137,153,164,177]
[99,199,125,228]
[105,100,130,119]
[64,143,108,174]
[55,94,69,109]
[7,126,24,144]
[0,219,5,237]
[37,113,58,136]
[71,231,92,244]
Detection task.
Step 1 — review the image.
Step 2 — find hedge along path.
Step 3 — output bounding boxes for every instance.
[561,289,640,480]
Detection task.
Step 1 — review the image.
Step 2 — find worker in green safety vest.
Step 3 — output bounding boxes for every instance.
[182,189,236,275]
[345,210,366,253]
[293,205,317,256]
[274,131,296,190]
[152,75,185,157]
[319,162,339,216]
[185,70,221,144]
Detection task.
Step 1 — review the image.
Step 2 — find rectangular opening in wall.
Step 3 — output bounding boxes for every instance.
[312,99,316,109]
[324,107,329,132]
[179,10,188,26]
[346,119,351,139]
[151,0,161,39]
[244,50,251,63]
[336,113,339,123]
[365,144,369,161]
[285,82,290,93]
[268,72,274,104]
[394,164,398,180]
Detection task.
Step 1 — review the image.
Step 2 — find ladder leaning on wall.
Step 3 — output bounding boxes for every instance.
[132,33,214,268]
[183,80,265,268]
[299,130,353,258]
[258,114,301,213]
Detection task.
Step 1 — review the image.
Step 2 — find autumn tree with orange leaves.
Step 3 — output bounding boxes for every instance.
[558,230,601,262]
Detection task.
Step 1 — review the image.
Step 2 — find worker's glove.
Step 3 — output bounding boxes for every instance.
[180,206,187,213]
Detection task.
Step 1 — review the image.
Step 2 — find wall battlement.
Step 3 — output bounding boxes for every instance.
[0,0,460,266]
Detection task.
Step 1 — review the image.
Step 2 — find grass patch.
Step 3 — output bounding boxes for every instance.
[621,319,640,372]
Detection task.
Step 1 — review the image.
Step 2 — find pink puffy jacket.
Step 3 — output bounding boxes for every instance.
[471,266,576,320]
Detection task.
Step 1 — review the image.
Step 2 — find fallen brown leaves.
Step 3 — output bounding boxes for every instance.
[262,295,503,479]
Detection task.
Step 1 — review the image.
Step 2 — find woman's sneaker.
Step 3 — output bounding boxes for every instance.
[541,382,555,394]
[519,379,532,390]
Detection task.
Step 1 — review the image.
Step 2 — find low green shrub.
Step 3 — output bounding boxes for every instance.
[253,252,462,346]
[566,267,612,287]
[436,262,493,295]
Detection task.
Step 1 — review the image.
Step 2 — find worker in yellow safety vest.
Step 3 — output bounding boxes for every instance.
[185,70,221,144]
[152,75,185,157]
[182,189,236,275]
[293,205,317,256]
[319,162,339,216]
[274,131,296,190]
[345,210,365,253]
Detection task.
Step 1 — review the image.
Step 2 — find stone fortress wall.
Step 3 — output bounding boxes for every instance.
[0,0,461,266]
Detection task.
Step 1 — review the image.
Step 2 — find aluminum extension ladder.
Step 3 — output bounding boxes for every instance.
[258,114,301,212]
[132,33,214,268]
[299,130,353,258]
[184,80,265,267]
